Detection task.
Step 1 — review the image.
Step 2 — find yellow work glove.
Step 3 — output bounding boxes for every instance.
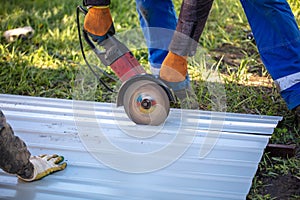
[159,51,188,82]
[84,6,115,42]
[18,154,67,182]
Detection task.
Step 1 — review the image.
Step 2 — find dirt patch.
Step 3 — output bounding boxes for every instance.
[221,73,274,87]
[211,42,266,76]
[260,173,300,199]
[212,43,245,67]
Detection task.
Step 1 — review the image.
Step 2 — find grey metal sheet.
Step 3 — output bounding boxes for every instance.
[0,94,282,200]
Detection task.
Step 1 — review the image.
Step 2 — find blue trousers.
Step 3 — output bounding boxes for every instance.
[135,0,177,76]
[240,0,300,110]
[136,0,300,110]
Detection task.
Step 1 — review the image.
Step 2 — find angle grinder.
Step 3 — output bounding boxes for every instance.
[77,6,175,125]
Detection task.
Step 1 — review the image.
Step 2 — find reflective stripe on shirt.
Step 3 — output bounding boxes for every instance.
[275,72,300,91]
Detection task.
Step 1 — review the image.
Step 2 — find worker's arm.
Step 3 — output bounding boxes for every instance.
[169,0,214,57]
[83,0,110,6]
[0,110,66,182]
[159,0,214,109]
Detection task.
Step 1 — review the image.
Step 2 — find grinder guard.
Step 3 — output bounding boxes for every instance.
[116,74,175,107]
[117,74,175,125]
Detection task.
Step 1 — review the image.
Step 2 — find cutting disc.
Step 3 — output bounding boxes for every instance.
[123,79,170,125]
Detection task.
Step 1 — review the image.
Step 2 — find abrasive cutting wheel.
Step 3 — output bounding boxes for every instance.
[123,80,170,125]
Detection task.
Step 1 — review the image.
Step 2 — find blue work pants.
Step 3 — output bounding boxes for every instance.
[241,0,300,110]
[135,0,177,75]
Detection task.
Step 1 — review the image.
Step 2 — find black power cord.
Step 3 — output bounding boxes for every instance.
[76,5,116,93]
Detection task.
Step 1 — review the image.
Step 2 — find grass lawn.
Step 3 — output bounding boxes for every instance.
[1,0,299,199]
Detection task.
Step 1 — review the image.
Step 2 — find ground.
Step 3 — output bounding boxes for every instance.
[1,0,299,198]
[210,43,300,200]
[259,173,300,199]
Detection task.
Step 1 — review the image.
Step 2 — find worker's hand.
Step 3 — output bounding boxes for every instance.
[18,154,67,182]
[159,52,199,109]
[160,51,187,83]
[84,6,115,43]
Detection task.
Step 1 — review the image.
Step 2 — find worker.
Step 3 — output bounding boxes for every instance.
[83,0,300,126]
[0,110,67,181]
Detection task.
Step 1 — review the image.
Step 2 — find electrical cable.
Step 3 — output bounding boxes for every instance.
[76,6,116,93]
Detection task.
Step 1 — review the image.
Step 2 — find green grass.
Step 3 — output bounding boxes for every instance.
[1,0,299,199]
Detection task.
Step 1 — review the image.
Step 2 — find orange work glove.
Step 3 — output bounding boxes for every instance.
[159,52,199,109]
[84,6,115,40]
[159,51,188,83]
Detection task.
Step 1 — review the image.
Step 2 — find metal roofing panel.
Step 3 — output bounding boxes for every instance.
[0,94,282,200]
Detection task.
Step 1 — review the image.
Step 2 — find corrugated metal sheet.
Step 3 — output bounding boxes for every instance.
[0,94,282,200]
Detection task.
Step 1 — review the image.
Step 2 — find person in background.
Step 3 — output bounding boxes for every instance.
[83,0,300,126]
[239,0,300,128]
[0,110,67,181]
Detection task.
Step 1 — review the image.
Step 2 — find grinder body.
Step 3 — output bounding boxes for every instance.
[80,21,174,125]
